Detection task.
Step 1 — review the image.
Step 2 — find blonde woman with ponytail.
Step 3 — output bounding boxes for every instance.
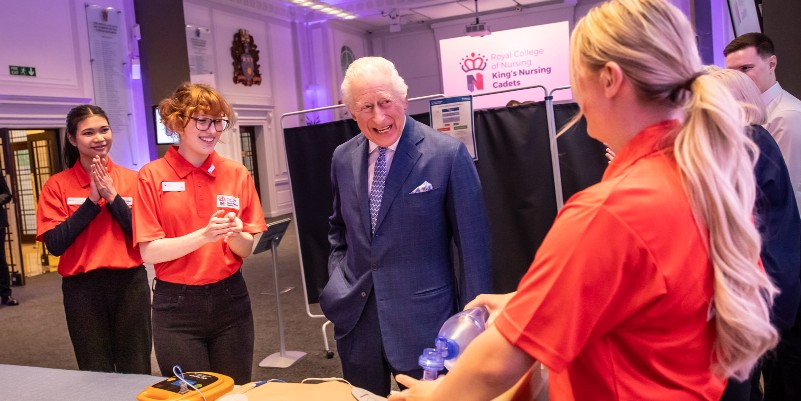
[389,1,777,400]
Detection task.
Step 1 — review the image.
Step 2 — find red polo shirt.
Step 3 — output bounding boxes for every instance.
[35,159,142,277]
[495,121,727,400]
[134,146,266,285]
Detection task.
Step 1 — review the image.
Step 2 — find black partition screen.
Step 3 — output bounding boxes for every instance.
[284,105,605,303]
[553,103,607,200]
[474,102,606,292]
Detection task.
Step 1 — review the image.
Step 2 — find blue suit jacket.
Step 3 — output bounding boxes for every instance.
[751,125,801,330]
[320,117,492,371]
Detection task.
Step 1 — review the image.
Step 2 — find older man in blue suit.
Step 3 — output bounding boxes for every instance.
[319,57,492,396]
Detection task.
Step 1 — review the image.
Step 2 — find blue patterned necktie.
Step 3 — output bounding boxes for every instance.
[369,147,388,235]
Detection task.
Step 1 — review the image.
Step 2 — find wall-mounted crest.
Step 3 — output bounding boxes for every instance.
[231,29,262,86]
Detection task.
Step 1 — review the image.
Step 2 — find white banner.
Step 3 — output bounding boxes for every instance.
[439,21,572,110]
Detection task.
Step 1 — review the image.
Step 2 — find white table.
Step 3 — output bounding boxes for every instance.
[0,364,162,401]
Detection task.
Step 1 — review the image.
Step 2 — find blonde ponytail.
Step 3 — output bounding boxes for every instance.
[674,75,777,379]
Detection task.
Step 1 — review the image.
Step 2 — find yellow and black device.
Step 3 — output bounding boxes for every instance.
[137,371,234,401]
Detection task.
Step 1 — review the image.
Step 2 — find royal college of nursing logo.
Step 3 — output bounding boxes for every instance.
[461,52,488,92]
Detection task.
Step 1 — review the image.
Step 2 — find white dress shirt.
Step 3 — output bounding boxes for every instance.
[762,82,801,213]
[367,118,405,193]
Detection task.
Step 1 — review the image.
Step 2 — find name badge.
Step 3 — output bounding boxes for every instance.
[67,197,85,205]
[122,197,133,206]
[162,182,185,192]
[216,195,240,210]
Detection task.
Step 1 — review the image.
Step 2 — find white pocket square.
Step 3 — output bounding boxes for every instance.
[410,181,433,194]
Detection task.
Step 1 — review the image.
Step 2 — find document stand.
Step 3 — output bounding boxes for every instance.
[254,218,306,368]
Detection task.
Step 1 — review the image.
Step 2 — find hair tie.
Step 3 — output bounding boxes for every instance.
[669,71,705,103]
[682,71,705,90]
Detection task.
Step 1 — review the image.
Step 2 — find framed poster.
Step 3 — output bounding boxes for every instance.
[728,0,762,36]
[85,5,132,153]
[186,25,214,76]
[429,96,477,160]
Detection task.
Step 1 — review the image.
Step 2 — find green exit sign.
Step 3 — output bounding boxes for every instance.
[9,65,36,77]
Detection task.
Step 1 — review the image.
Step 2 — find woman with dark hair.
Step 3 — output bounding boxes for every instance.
[134,83,266,384]
[35,104,151,374]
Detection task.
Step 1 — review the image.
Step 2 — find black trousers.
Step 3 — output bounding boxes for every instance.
[720,370,761,401]
[152,269,254,385]
[721,318,801,401]
[0,226,11,298]
[336,291,423,397]
[61,265,152,374]
[763,319,801,401]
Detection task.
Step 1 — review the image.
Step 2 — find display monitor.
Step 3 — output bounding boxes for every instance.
[153,105,179,145]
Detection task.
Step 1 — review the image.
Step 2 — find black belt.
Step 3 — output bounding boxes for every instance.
[152,269,243,294]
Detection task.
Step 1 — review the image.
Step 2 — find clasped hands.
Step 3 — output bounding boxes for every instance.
[88,155,116,204]
[204,209,243,243]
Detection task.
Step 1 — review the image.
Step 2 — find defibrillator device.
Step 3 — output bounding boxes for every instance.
[137,370,234,401]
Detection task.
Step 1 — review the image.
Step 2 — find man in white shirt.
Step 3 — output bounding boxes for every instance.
[725,32,801,213]
[725,31,801,401]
